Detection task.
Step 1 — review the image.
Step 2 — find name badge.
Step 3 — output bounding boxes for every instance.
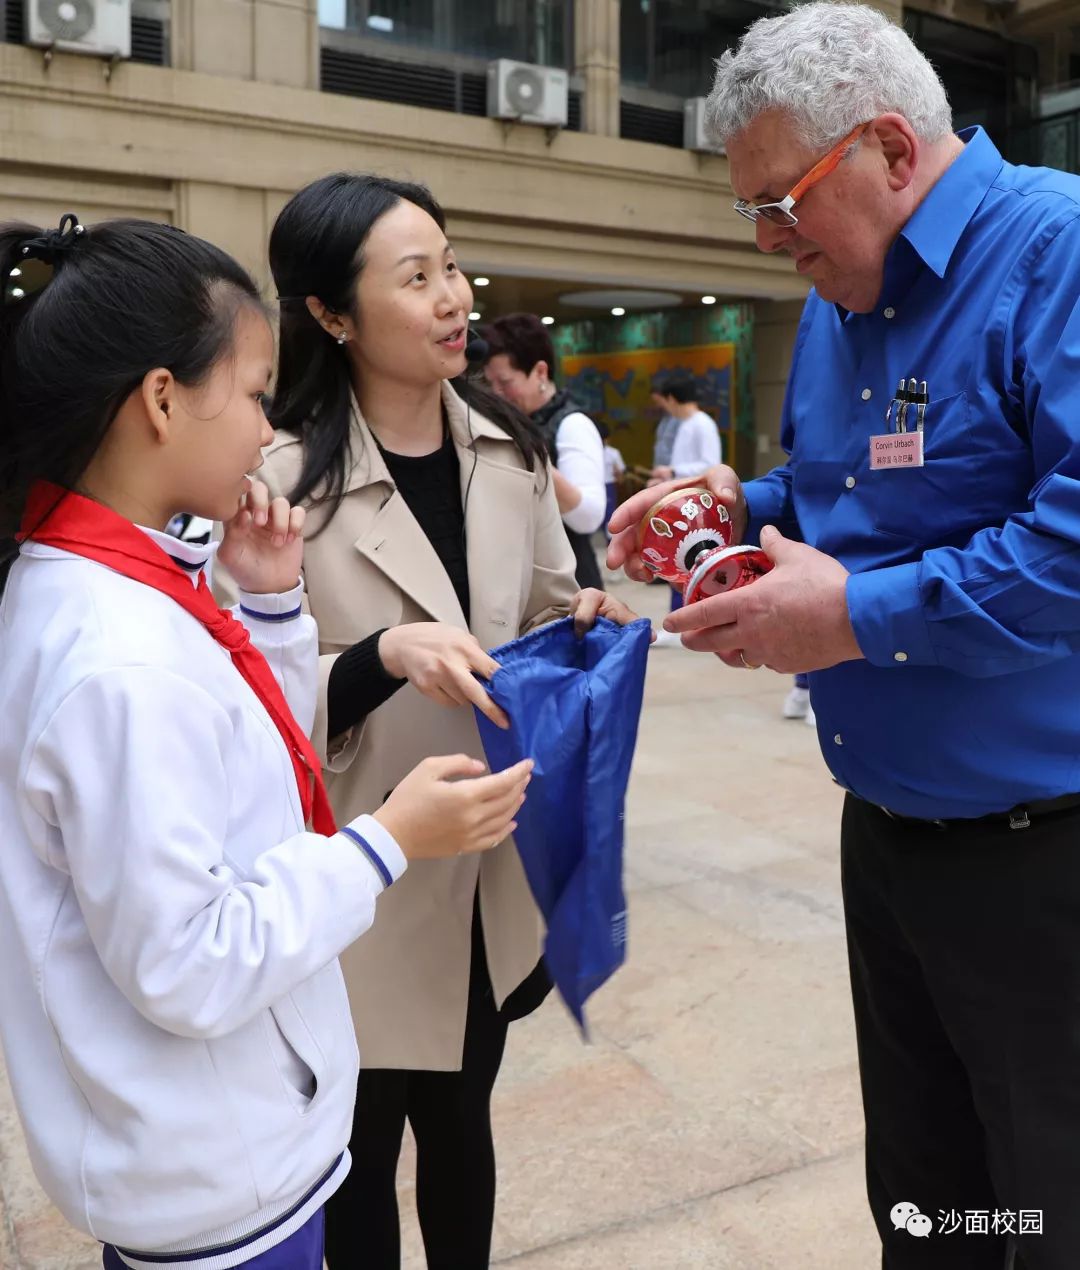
[869,432,924,470]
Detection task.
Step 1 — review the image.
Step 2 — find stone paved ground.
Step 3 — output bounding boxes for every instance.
[0,574,879,1269]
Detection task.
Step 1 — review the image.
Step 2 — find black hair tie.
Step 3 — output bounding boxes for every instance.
[18,212,86,266]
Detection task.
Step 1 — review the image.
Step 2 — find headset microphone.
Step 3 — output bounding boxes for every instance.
[461,330,488,549]
[464,331,490,365]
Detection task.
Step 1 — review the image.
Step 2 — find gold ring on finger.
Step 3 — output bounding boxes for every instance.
[739,651,761,670]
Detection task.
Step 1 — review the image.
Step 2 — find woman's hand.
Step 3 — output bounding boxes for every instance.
[570,588,648,639]
[219,480,305,596]
[374,755,534,859]
[378,623,509,730]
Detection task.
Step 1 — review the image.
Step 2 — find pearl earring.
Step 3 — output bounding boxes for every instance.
[336,331,348,345]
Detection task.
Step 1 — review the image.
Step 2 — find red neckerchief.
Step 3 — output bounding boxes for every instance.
[18,481,336,836]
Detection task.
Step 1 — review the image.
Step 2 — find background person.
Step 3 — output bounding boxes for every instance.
[648,374,722,483]
[646,374,723,641]
[783,671,815,726]
[609,5,1080,1267]
[649,373,679,481]
[601,423,626,543]
[482,312,606,590]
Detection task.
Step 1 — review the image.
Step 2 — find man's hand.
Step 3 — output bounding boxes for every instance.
[665,526,864,673]
[606,464,747,582]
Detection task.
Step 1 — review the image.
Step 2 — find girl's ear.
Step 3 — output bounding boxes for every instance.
[140,368,177,444]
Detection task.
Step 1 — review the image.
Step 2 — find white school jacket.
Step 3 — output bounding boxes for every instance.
[0,529,405,1260]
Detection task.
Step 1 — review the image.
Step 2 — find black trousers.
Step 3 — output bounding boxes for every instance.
[842,794,1080,1270]
[324,910,547,1270]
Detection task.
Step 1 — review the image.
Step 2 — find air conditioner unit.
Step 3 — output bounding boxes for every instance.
[684,97,724,155]
[487,59,568,128]
[26,0,132,59]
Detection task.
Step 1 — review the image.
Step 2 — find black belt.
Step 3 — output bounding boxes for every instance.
[873,791,1080,832]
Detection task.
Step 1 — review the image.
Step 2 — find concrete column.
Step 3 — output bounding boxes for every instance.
[172,0,318,89]
[752,299,805,477]
[574,0,620,137]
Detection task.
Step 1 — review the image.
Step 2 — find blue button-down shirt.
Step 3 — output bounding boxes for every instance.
[745,127,1080,818]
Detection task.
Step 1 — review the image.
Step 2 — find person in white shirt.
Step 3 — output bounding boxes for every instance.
[601,427,626,542]
[482,312,606,589]
[645,375,725,642]
[0,214,531,1270]
[649,374,723,482]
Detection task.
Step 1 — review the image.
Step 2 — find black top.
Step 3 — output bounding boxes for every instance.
[325,430,469,739]
[529,388,603,592]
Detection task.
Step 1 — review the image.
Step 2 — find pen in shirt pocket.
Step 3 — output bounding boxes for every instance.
[889,378,929,433]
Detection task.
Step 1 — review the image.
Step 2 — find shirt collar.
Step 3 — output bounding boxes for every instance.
[140,524,217,587]
[898,126,1003,280]
[344,379,516,494]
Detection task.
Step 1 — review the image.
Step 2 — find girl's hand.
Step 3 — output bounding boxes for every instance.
[379,623,509,730]
[219,480,305,596]
[374,755,534,859]
[570,588,649,639]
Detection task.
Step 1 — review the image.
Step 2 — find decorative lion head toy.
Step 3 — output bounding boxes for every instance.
[636,487,772,604]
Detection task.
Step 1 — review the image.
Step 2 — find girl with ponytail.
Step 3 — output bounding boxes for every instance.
[0,214,530,1270]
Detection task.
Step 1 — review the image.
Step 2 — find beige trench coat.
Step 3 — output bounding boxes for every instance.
[223,381,578,1070]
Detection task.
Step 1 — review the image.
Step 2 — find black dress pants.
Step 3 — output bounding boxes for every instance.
[324,909,547,1270]
[842,795,1080,1270]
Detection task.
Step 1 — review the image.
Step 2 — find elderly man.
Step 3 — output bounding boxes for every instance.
[610,5,1080,1268]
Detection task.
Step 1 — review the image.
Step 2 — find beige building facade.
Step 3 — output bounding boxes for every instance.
[0,0,1076,474]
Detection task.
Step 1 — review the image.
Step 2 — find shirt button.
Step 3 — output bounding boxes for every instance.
[860,388,872,401]
[894,651,908,662]
[834,734,843,746]
[884,306,896,319]
[845,476,856,489]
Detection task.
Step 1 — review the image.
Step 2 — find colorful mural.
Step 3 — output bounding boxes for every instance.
[561,342,736,473]
[551,303,755,476]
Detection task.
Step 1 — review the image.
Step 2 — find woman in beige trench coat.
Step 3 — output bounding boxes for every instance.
[239,174,641,1270]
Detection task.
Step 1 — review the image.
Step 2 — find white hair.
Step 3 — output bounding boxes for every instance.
[705,2,952,152]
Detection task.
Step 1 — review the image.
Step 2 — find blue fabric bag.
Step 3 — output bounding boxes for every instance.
[474,616,651,1027]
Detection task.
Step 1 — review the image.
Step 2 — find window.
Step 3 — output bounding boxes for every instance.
[621,0,783,98]
[904,11,1036,156]
[322,0,571,68]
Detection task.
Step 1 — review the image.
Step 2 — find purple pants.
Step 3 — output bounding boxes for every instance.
[102,1207,325,1270]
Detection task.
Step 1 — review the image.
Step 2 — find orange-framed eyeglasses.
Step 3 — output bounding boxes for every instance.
[733,122,871,228]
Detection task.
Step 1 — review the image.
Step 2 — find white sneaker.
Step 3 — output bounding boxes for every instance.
[805,704,816,728]
[650,627,682,649]
[782,686,810,719]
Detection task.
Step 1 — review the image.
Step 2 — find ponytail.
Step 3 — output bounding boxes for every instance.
[0,214,262,550]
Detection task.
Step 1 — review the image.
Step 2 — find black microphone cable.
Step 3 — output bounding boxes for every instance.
[460,330,489,545]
